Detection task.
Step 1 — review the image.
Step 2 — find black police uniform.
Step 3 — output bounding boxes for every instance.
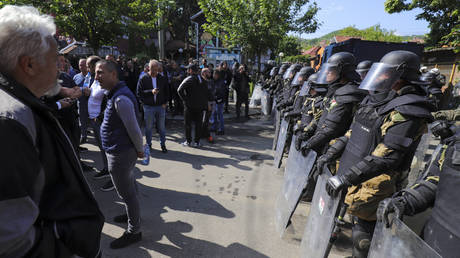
[380,124,460,258]
[325,50,437,258]
[301,82,366,153]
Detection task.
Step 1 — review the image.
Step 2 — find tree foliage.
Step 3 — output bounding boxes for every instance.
[283,54,310,63]
[197,0,320,71]
[278,35,302,57]
[1,0,174,54]
[384,0,459,49]
[338,25,404,42]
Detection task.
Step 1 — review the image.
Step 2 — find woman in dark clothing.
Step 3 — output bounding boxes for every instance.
[210,71,226,134]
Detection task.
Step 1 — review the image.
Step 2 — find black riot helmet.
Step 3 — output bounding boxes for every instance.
[356,60,373,79]
[283,63,302,80]
[270,67,279,77]
[278,63,290,75]
[299,72,317,96]
[420,68,446,88]
[314,52,360,85]
[359,50,422,92]
[291,66,315,86]
[310,73,328,93]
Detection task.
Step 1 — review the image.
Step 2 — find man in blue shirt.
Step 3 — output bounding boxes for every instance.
[73,58,91,144]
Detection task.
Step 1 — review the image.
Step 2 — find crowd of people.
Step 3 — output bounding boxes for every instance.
[5,4,459,258]
[0,5,260,256]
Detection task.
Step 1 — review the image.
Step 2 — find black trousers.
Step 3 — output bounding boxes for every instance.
[236,96,249,118]
[184,107,205,143]
[172,89,183,114]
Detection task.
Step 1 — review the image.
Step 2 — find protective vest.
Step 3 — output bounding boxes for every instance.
[337,99,386,176]
[281,79,294,100]
[338,92,434,175]
[316,82,360,127]
[101,82,140,154]
[431,138,460,238]
[292,92,305,113]
[300,96,324,126]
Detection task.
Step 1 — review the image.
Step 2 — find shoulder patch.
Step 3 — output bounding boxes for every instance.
[381,111,406,136]
[390,111,406,123]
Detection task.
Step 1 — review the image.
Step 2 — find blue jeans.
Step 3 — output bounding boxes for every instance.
[143,105,166,146]
[210,103,224,132]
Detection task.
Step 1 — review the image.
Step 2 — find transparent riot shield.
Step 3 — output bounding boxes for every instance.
[272,109,281,150]
[299,81,311,97]
[300,167,342,258]
[273,118,289,168]
[249,84,263,108]
[261,90,272,116]
[275,136,317,236]
[368,217,441,258]
[272,95,279,119]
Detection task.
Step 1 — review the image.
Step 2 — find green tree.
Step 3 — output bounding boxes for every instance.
[1,0,173,54]
[278,35,302,57]
[384,0,459,49]
[338,25,404,42]
[198,0,320,72]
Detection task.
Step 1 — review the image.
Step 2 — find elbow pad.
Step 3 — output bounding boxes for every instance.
[402,179,438,215]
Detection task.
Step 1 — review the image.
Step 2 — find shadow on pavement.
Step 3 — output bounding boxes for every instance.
[152,149,252,171]
[98,182,267,258]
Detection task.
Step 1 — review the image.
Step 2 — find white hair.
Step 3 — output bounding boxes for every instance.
[0,5,56,74]
[149,59,160,67]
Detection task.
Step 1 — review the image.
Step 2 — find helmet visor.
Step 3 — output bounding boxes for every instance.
[278,66,287,75]
[419,73,435,84]
[314,63,340,84]
[291,71,306,86]
[299,81,311,96]
[283,67,296,80]
[356,69,368,79]
[359,62,402,92]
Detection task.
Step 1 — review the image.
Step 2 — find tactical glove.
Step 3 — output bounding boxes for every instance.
[325,174,350,197]
[430,120,453,140]
[316,154,332,175]
[377,196,407,228]
[295,134,306,151]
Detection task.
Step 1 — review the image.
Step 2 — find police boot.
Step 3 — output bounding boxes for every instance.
[351,217,375,258]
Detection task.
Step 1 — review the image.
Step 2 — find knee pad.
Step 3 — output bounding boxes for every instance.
[352,218,374,258]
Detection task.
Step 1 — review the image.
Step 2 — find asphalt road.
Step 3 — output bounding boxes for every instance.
[81,106,435,258]
[81,113,313,258]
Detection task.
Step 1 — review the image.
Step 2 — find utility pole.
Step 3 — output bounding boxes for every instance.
[158,16,165,59]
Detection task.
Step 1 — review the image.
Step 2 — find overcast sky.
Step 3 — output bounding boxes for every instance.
[294,0,430,39]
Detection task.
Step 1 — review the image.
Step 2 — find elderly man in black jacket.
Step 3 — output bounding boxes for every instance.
[0,5,104,258]
[137,59,170,153]
[177,63,211,147]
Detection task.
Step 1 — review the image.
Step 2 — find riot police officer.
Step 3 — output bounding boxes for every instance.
[270,63,290,97]
[293,73,327,149]
[420,68,446,109]
[324,50,436,258]
[378,121,459,258]
[356,60,373,80]
[276,63,302,110]
[282,66,315,114]
[299,52,366,155]
[264,66,279,90]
